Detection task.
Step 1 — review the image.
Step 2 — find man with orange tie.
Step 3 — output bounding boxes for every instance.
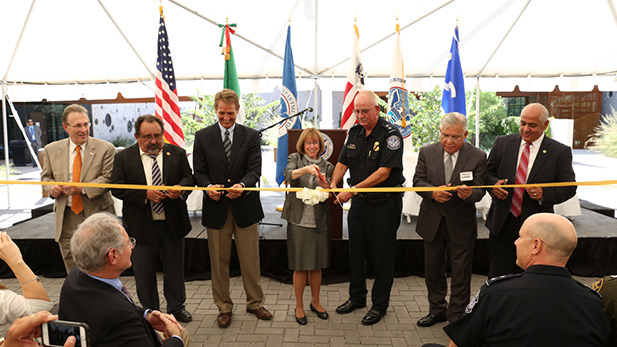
[485,103,576,278]
[41,104,116,274]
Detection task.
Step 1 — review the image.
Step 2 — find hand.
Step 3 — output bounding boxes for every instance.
[49,185,64,199]
[60,185,82,196]
[146,189,167,203]
[165,185,182,200]
[146,311,182,339]
[456,184,472,200]
[526,186,543,201]
[0,231,23,266]
[207,184,224,201]
[335,191,353,204]
[492,179,509,200]
[227,183,244,200]
[4,311,76,347]
[432,184,453,203]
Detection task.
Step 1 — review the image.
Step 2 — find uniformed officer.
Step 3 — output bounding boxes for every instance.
[441,213,610,347]
[331,89,405,326]
[591,276,617,346]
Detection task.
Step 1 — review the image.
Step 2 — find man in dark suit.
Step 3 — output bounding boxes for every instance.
[192,88,271,328]
[111,115,194,322]
[59,213,186,346]
[413,112,487,326]
[486,103,576,278]
[26,118,43,166]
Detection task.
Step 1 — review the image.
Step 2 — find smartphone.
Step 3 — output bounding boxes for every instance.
[41,320,89,347]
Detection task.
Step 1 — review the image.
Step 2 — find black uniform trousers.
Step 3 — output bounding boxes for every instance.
[132,220,186,313]
[488,213,523,278]
[347,195,402,313]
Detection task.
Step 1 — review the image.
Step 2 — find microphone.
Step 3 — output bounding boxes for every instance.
[307,107,313,112]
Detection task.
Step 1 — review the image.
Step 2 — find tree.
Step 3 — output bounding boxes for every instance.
[466,88,516,151]
[408,86,443,149]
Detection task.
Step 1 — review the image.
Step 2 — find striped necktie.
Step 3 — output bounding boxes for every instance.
[510,142,531,217]
[149,154,164,214]
[223,130,232,162]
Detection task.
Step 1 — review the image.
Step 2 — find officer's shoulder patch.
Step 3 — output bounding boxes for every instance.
[590,278,604,292]
[386,135,401,150]
[485,273,523,286]
[578,280,603,298]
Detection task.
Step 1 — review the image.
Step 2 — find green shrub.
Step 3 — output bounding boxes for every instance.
[586,112,617,158]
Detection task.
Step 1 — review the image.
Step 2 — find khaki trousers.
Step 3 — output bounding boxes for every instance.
[207,207,264,313]
[59,207,84,274]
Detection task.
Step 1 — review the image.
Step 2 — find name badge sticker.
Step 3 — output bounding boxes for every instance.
[460,171,473,181]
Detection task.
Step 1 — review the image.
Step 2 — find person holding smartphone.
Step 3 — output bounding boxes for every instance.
[1,311,76,347]
[0,232,53,335]
[281,128,334,325]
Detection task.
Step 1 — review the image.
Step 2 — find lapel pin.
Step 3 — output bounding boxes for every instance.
[542,150,547,154]
[166,152,171,156]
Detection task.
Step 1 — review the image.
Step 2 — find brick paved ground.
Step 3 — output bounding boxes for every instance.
[1,273,598,346]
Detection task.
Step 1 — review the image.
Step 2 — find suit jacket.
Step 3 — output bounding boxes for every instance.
[111,143,193,242]
[281,152,334,232]
[29,125,42,144]
[58,268,182,347]
[413,141,487,244]
[485,134,576,235]
[41,137,116,241]
[193,123,264,229]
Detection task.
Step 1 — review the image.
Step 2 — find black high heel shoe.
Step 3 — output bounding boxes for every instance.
[310,303,329,320]
[295,308,307,325]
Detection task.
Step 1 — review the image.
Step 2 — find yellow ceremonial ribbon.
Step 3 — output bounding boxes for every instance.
[2,180,616,193]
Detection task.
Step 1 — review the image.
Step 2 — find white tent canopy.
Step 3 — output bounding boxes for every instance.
[3,0,617,103]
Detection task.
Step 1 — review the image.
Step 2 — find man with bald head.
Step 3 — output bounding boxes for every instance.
[441,213,610,347]
[485,103,576,277]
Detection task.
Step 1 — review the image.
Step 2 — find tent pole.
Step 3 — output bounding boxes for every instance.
[5,94,41,169]
[607,0,617,27]
[475,77,480,148]
[97,0,155,80]
[1,83,11,208]
[169,0,313,76]
[319,0,454,76]
[477,0,531,76]
[3,0,36,81]
[313,0,319,128]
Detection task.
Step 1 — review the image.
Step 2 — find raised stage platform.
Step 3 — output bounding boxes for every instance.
[1,192,617,283]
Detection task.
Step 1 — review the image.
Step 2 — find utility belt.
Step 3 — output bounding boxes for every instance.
[354,185,403,205]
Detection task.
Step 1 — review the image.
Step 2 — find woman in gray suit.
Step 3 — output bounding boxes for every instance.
[282,128,334,325]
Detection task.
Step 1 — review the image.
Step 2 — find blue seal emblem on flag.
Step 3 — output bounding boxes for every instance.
[320,133,334,160]
[278,85,299,136]
[386,88,412,139]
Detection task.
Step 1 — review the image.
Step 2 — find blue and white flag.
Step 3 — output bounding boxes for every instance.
[442,25,466,115]
[386,22,412,140]
[276,25,301,185]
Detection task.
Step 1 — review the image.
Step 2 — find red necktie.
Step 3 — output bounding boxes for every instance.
[510,142,531,217]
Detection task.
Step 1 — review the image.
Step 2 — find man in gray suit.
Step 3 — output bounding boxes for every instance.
[26,119,43,166]
[413,112,487,326]
[41,104,116,273]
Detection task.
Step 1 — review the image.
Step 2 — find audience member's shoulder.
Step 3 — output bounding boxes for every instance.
[484,273,524,290]
[576,279,604,300]
[92,137,116,149]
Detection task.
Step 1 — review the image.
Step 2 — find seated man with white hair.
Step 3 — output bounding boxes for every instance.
[58,213,187,346]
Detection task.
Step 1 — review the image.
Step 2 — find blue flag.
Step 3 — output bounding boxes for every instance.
[276,26,301,185]
[442,25,466,115]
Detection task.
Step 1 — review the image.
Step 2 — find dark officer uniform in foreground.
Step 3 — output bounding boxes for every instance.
[338,117,405,315]
[444,265,611,347]
[591,276,617,346]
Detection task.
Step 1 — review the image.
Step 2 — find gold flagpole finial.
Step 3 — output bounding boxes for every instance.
[159,4,164,19]
[226,17,229,25]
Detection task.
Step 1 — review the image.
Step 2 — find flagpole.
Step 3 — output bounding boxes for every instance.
[475,77,480,148]
[313,0,319,128]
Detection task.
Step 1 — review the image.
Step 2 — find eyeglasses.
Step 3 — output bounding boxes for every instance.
[68,122,90,129]
[140,134,163,141]
[353,108,374,115]
[304,141,320,146]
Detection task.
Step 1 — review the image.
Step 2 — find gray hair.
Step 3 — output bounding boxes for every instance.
[357,90,380,107]
[441,112,468,131]
[70,213,125,272]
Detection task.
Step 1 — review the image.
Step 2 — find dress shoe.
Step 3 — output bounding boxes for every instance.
[361,309,386,325]
[417,313,447,327]
[246,306,273,320]
[335,299,366,314]
[170,308,192,323]
[216,312,232,328]
[310,303,328,320]
[295,309,307,325]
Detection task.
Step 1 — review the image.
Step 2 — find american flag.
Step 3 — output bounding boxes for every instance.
[155,7,184,148]
[341,23,364,130]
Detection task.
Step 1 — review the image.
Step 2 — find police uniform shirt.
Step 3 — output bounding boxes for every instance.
[338,117,405,187]
[444,265,610,347]
[591,276,617,346]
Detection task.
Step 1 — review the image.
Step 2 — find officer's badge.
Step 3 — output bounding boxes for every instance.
[347,144,356,150]
[465,290,480,313]
[373,141,380,152]
[386,135,401,150]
